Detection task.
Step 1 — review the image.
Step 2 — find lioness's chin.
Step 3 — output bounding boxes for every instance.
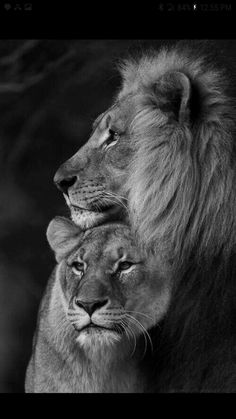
[75,328,121,348]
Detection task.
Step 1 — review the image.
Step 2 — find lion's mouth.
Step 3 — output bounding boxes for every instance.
[64,192,121,215]
[71,203,116,213]
[64,194,124,228]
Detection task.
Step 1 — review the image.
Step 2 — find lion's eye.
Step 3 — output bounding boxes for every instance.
[118,261,134,272]
[104,129,119,149]
[71,262,84,276]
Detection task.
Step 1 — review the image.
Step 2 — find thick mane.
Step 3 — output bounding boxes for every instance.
[117,44,236,391]
[119,45,236,264]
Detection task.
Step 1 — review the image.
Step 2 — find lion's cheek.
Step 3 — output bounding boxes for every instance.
[104,143,134,170]
[102,155,132,197]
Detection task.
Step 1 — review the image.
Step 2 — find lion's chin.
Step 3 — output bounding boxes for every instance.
[70,207,107,229]
[69,204,122,229]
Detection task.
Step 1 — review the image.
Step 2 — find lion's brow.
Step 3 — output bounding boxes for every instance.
[92,112,106,130]
[92,103,118,131]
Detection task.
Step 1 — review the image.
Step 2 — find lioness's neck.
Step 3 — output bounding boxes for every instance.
[75,343,143,393]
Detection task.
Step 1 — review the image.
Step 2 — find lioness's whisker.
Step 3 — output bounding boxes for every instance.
[122,318,138,358]
[125,310,155,322]
[125,314,153,356]
[103,318,137,357]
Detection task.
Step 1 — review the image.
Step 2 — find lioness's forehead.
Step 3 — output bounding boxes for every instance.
[71,224,137,261]
[84,225,134,251]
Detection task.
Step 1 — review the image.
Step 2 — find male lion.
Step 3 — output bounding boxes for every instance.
[53,43,236,392]
[25,218,170,392]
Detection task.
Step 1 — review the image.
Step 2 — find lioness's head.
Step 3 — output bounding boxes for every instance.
[47,217,171,351]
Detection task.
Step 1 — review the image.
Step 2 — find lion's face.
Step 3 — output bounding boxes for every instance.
[47,218,171,350]
[54,96,138,229]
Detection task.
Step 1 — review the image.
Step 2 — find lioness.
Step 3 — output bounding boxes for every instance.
[25,217,171,393]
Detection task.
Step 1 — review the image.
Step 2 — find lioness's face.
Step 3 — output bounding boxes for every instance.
[54,96,136,228]
[47,219,171,350]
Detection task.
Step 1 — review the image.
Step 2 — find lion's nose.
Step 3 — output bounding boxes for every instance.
[74,298,109,316]
[54,173,77,195]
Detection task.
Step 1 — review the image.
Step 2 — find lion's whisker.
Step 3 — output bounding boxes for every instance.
[102,192,129,212]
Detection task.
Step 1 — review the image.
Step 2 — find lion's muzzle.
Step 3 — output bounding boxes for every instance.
[54,171,77,195]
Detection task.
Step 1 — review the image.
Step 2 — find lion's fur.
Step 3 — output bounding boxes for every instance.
[116,44,236,391]
[119,45,236,263]
[53,42,236,391]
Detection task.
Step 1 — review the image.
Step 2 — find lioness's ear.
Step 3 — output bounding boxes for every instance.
[154,71,191,123]
[46,216,82,262]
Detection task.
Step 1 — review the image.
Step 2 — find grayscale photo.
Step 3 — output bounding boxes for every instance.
[1,39,236,393]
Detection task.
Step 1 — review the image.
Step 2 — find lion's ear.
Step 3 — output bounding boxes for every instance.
[154,71,191,123]
[46,216,82,262]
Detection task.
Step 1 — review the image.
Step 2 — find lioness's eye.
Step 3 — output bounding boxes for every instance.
[71,262,84,275]
[118,261,134,271]
[104,129,119,149]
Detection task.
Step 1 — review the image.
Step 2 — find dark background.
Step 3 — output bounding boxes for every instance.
[0,39,236,393]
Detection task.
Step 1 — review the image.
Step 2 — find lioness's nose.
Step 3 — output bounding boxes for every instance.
[74,298,109,316]
[54,173,77,195]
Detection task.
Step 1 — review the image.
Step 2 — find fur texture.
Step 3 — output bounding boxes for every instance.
[118,44,236,391]
[25,218,170,392]
[53,42,236,391]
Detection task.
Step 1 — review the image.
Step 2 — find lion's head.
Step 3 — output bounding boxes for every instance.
[54,44,235,269]
[54,95,137,230]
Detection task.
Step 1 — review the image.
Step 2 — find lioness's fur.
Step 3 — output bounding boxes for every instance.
[54,42,236,391]
[25,217,170,393]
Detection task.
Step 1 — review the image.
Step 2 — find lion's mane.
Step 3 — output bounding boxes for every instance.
[117,43,236,391]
